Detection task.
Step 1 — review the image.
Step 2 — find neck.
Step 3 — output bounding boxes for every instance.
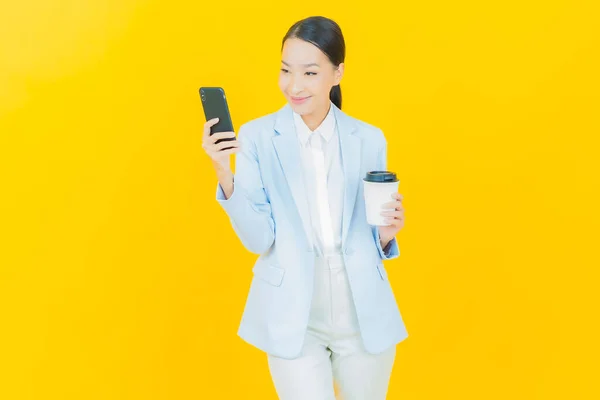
[301,102,331,131]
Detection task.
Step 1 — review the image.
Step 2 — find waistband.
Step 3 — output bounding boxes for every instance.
[314,253,345,270]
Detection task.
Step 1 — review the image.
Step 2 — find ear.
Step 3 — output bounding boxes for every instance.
[334,62,345,86]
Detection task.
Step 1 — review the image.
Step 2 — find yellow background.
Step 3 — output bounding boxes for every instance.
[1,1,599,399]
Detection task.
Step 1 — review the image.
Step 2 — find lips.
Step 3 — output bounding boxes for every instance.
[291,96,310,104]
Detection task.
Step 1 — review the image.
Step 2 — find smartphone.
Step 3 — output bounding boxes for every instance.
[199,87,235,150]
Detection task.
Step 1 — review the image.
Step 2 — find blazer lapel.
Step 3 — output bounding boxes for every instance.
[333,105,361,248]
[271,103,361,251]
[272,104,314,248]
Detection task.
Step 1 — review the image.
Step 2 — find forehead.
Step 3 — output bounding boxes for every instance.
[281,38,328,66]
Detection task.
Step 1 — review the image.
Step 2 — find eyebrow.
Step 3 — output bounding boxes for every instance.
[281,61,320,68]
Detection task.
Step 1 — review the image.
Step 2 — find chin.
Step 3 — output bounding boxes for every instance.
[290,106,307,116]
[288,101,314,116]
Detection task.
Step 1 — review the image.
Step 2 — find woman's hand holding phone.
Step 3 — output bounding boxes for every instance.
[202,117,240,200]
[202,117,241,172]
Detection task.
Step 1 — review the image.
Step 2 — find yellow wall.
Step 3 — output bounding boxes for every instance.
[1,1,598,399]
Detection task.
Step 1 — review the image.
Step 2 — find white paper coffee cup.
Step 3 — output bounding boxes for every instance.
[363,171,400,226]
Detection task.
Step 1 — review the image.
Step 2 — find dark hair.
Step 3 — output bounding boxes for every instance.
[282,16,345,109]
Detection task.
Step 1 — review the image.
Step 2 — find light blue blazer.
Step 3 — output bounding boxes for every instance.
[216,102,409,359]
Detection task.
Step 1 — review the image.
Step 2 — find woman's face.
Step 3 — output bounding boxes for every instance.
[279,38,344,117]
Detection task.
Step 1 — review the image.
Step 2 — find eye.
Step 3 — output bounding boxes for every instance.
[280,68,289,73]
[305,72,317,76]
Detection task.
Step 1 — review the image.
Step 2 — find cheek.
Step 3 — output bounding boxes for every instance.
[311,76,331,97]
[278,74,289,93]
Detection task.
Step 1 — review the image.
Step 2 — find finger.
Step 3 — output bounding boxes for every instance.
[384,217,398,225]
[385,217,404,227]
[210,145,241,156]
[202,138,229,152]
[392,193,404,201]
[201,140,219,152]
[210,131,236,143]
[206,117,220,127]
[382,200,403,209]
[380,210,403,217]
[220,147,241,156]
[215,140,240,151]
[381,206,403,214]
[203,118,220,139]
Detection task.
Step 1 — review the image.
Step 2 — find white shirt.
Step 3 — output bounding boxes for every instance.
[293,103,345,256]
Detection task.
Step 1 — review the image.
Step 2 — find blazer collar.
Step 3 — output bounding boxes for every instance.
[273,102,356,139]
[292,103,337,146]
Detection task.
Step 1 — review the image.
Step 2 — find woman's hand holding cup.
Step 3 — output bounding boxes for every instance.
[362,170,405,249]
[377,192,405,246]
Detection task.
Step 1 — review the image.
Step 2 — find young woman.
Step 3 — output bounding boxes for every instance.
[201,16,408,400]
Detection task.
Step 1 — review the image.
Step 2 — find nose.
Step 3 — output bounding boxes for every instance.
[289,75,303,95]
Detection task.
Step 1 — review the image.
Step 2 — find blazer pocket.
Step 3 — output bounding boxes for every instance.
[252,263,285,287]
[376,263,388,281]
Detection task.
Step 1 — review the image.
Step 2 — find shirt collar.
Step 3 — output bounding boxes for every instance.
[293,102,336,146]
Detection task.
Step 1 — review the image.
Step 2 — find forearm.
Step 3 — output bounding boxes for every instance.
[373,226,400,260]
[215,174,275,254]
[214,162,234,199]
[225,192,275,254]
[213,125,275,254]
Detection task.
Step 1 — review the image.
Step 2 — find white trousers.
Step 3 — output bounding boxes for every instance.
[267,254,396,400]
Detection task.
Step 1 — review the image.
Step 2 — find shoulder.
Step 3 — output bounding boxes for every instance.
[343,112,387,148]
[237,110,278,141]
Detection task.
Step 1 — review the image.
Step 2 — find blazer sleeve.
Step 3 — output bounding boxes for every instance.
[371,133,400,260]
[215,124,275,254]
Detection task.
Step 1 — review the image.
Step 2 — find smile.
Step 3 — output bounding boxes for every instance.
[291,96,310,104]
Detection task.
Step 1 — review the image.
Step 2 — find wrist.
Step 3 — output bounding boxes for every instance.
[216,170,234,186]
[215,167,234,200]
[379,233,396,251]
[213,160,232,175]
[380,237,391,250]
[377,229,392,245]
